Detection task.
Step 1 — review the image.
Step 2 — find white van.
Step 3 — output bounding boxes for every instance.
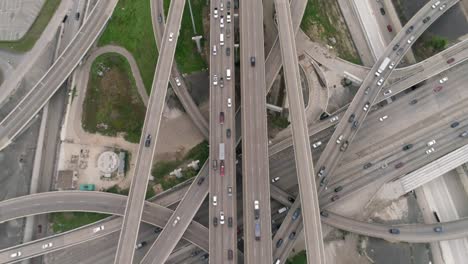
[220,33,224,46]
[278,207,288,214]
[226,68,231,80]
[212,45,217,55]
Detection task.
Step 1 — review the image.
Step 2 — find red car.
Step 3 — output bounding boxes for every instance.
[446,58,455,64]
[219,112,224,124]
[387,25,393,32]
[395,162,404,169]
[220,161,225,176]
[433,86,443,93]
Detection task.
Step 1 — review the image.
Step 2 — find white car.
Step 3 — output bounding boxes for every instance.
[175,77,181,87]
[227,98,232,108]
[10,252,21,258]
[168,32,174,42]
[227,13,231,23]
[431,1,440,9]
[220,18,224,28]
[42,243,53,249]
[407,36,415,44]
[383,90,392,96]
[172,216,181,226]
[312,141,322,148]
[377,78,384,86]
[439,77,448,84]
[426,147,435,154]
[212,195,217,206]
[213,74,218,86]
[336,135,344,144]
[330,116,339,122]
[388,62,395,69]
[93,225,104,233]
[220,2,224,11]
[220,212,225,224]
[271,177,280,183]
[379,115,388,122]
[427,140,436,146]
[439,4,446,10]
[363,102,370,112]
[213,8,218,18]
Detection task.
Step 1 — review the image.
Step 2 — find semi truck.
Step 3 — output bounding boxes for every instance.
[219,143,225,160]
[375,57,391,76]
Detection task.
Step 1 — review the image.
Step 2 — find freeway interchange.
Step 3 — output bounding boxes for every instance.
[0,0,468,263]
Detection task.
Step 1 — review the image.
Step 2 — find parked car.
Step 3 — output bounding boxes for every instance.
[363,102,370,111]
[383,90,392,96]
[379,115,388,122]
[427,140,436,146]
[175,77,181,86]
[330,115,339,122]
[271,177,280,183]
[334,186,343,192]
[410,99,418,105]
[340,141,349,152]
[439,77,448,83]
[320,211,329,217]
[331,195,340,202]
[460,131,468,138]
[426,147,435,154]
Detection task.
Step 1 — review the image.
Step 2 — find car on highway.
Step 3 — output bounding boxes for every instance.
[388,61,395,69]
[317,166,326,177]
[10,252,21,258]
[340,141,349,152]
[434,226,443,233]
[254,200,260,219]
[227,0,231,10]
[220,2,224,10]
[410,99,418,105]
[406,25,414,34]
[427,140,436,146]
[227,12,231,23]
[227,98,232,108]
[276,238,283,248]
[278,207,288,214]
[271,176,280,183]
[220,160,225,176]
[292,208,301,220]
[364,87,370,94]
[395,162,404,169]
[389,228,400,234]
[330,115,339,122]
[228,217,233,227]
[379,115,388,122]
[213,7,218,18]
[331,195,340,202]
[226,47,231,56]
[352,121,359,129]
[226,27,231,38]
[363,162,372,169]
[426,147,435,154]
[383,90,392,96]
[219,77,224,88]
[175,77,181,87]
[220,212,225,224]
[320,176,328,187]
[451,121,459,128]
[212,45,217,55]
[334,186,343,192]
[348,114,355,123]
[197,177,205,185]
[169,32,174,42]
[213,217,218,227]
[320,211,329,217]
[145,135,152,147]
[219,112,224,124]
[135,241,147,249]
[42,242,53,249]
[460,131,468,138]
[312,141,322,148]
[396,47,404,56]
[433,86,443,92]
[226,128,231,138]
[250,56,256,66]
[212,195,217,206]
[446,58,455,64]
[380,7,385,15]
[423,16,431,23]
[213,160,217,170]
[439,77,448,83]
[158,13,163,23]
[439,4,446,10]
[37,224,42,233]
[377,78,384,86]
[432,1,441,9]
[363,102,370,111]
[392,44,400,51]
[403,144,413,151]
[220,17,224,28]
[336,135,344,144]
[228,249,233,260]
[213,74,218,85]
[386,25,392,32]
[289,231,297,240]
[93,225,104,233]
[274,259,281,264]
[226,68,231,79]
[172,216,180,226]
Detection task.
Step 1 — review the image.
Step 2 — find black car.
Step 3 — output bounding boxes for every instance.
[289,231,297,240]
[331,195,340,202]
[154,227,162,234]
[423,16,431,23]
[317,166,326,177]
[334,186,343,192]
[200,253,209,260]
[288,197,295,203]
[451,121,460,128]
[228,217,233,227]
[389,228,400,234]
[320,211,329,217]
[380,7,385,15]
[319,177,328,187]
[226,47,231,56]
[226,128,231,138]
[393,44,400,51]
[402,144,413,151]
[158,13,163,23]
[276,238,283,248]
[409,99,418,105]
[292,208,301,220]
[352,120,359,129]
[197,177,205,185]
[213,217,218,227]
[145,134,152,147]
[75,12,80,20]
[250,56,256,66]
[348,114,355,123]
[363,162,372,169]
[406,25,414,34]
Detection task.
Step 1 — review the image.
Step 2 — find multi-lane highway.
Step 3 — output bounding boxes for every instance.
[240,0,273,263]
[113,0,187,263]
[0,0,119,151]
[274,0,325,263]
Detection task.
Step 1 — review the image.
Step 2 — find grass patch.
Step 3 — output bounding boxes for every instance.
[164,0,207,73]
[0,0,61,52]
[301,0,337,38]
[269,114,290,129]
[50,212,109,233]
[152,141,208,190]
[82,53,146,143]
[413,34,448,61]
[286,250,307,264]
[98,0,157,93]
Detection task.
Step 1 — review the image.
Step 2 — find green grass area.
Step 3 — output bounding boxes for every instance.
[0,0,61,52]
[50,212,109,233]
[105,183,154,199]
[286,250,307,264]
[82,53,146,143]
[98,0,157,92]
[152,141,208,190]
[413,35,448,61]
[269,114,290,129]
[301,0,337,38]
[164,0,207,73]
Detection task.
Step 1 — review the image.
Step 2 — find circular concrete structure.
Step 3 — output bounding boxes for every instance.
[97,151,119,174]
